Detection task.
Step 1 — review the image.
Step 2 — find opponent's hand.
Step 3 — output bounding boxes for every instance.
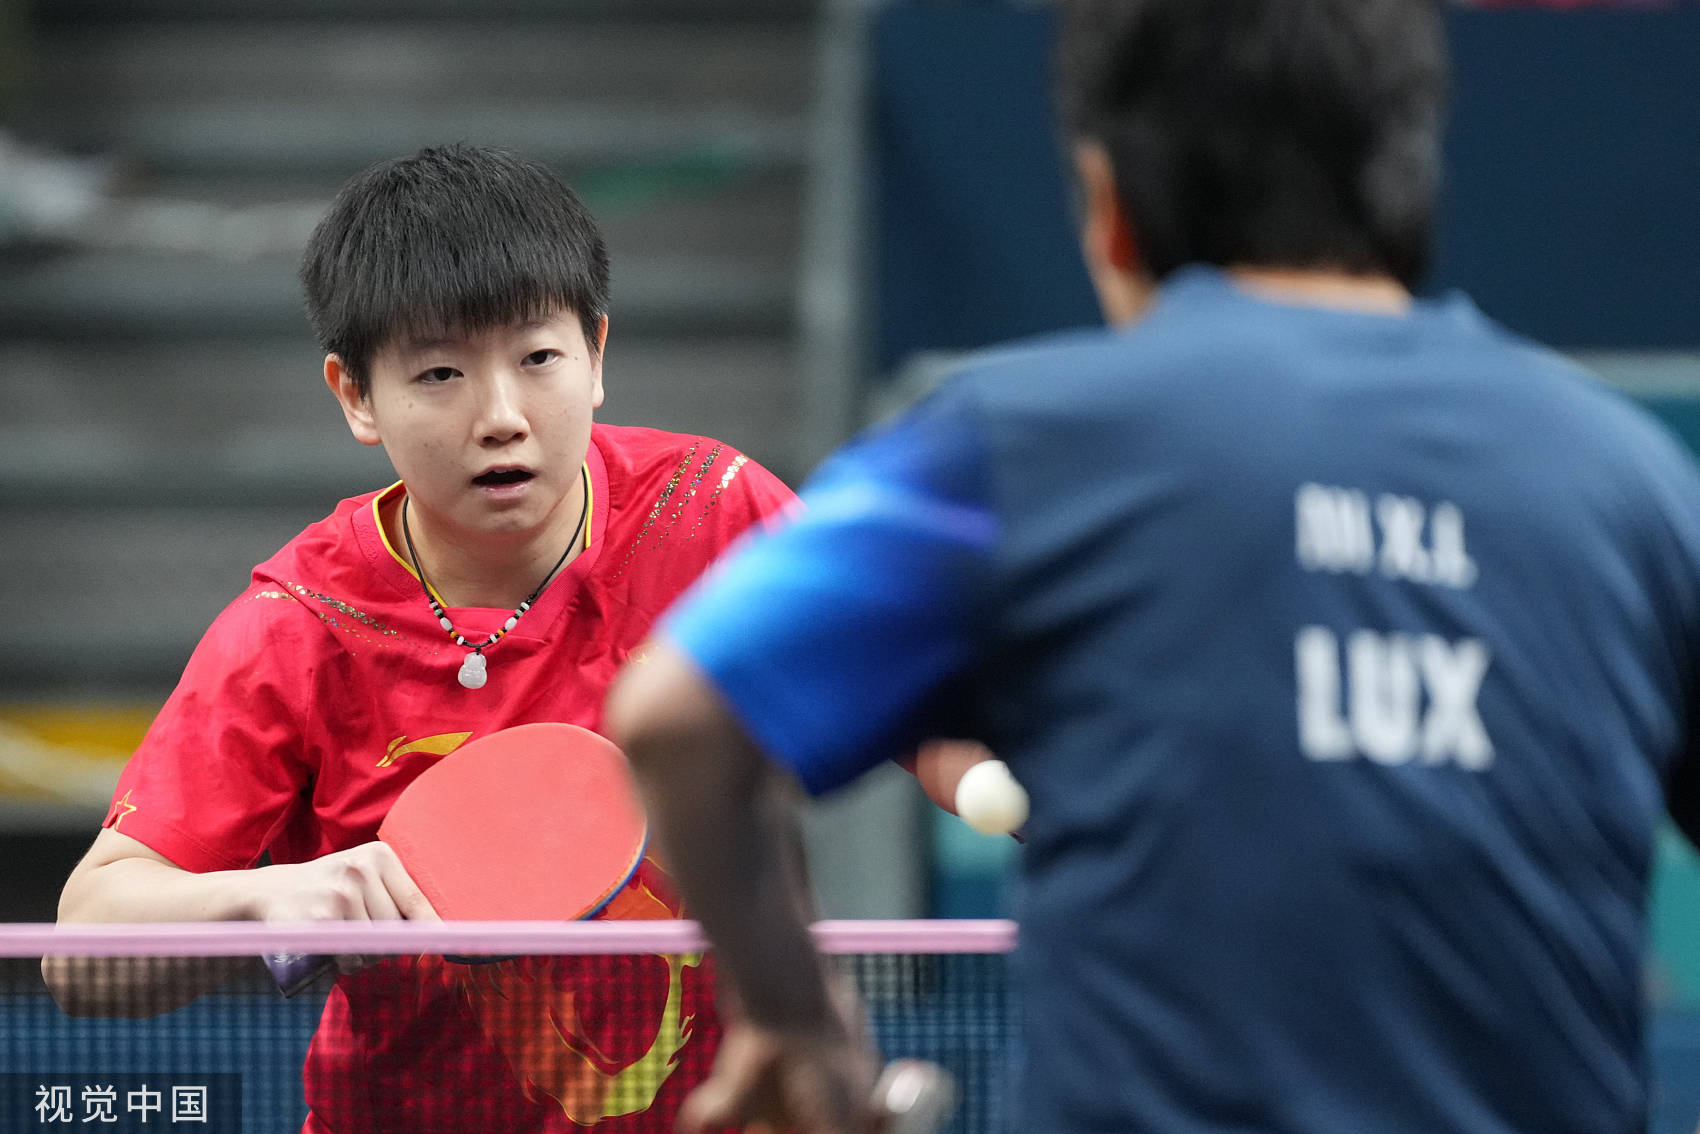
[899,739,999,816]
[249,841,439,972]
[678,1018,883,1134]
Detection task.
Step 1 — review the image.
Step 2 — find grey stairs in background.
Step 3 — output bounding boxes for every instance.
[1,1,818,691]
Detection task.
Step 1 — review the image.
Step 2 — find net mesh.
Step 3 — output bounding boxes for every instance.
[2,921,1015,1133]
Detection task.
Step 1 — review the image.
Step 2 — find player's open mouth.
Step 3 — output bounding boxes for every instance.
[472,468,534,487]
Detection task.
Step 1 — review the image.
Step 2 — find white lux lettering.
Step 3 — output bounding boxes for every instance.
[1295,627,1493,769]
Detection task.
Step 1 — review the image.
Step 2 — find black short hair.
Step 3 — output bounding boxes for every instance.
[301,144,611,396]
[1055,0,1445,288]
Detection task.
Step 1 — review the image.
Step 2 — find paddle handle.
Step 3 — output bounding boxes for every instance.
[874,1059,957,1134]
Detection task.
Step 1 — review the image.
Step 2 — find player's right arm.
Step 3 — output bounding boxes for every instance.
[44,828,435,1018]
[41,584,438,1017]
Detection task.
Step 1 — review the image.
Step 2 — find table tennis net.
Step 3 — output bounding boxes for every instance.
[2,920,1015,1133]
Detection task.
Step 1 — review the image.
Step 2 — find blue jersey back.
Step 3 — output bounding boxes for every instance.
[665,267,1700,1133]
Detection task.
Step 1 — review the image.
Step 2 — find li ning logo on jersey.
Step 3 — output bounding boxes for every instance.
[1293,484,1493,770]
[378,731,473,768]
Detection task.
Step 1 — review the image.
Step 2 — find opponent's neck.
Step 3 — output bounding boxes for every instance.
[1101,266,1412,329]
[1227,266,1412,314]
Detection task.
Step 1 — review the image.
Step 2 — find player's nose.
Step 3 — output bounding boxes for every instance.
[475,372,529,444]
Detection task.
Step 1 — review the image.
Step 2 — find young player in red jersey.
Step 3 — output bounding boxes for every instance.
[42,144,795,1134]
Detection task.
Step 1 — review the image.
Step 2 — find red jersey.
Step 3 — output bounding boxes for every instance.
[105,425,796,1133]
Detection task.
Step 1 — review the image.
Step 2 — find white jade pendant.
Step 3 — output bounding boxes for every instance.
[457,652,488,690]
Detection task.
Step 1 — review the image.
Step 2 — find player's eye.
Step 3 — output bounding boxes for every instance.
[416,366,459,384]
[523,349,560,367]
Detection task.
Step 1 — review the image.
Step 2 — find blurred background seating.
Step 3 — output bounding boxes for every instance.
[0,0,929,922]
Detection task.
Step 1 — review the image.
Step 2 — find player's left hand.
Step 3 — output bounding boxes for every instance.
[899,738,999,816]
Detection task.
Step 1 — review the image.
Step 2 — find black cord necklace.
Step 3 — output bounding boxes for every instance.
[400,488,587,690]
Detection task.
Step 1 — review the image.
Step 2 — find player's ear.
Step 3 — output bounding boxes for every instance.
[1072,140,1154,327]
[590,315,608,411]
[325,354,383,447]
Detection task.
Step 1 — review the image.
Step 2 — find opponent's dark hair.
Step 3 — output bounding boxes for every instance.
[301,144,611,396]
[1055,0,1445,288]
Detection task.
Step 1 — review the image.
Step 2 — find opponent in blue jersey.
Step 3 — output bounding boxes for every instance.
[608,3,1700,1132]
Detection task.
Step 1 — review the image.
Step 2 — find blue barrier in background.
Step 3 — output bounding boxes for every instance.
[871,5,1700,373]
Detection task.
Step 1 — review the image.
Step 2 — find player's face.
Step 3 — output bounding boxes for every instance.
[329,310,606,546]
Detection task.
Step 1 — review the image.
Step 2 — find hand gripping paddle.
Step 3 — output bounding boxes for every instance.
[266,722,648,994]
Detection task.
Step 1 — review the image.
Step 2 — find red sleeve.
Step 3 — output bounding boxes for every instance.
[105,586,323,873]
[715,451,799,535]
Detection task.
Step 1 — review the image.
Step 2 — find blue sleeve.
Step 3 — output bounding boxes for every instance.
[661,389,996,796]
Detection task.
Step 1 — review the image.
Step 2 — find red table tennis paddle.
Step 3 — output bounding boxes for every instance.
[266,721,647,994]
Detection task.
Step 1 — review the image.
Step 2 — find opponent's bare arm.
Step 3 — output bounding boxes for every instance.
[43,828,436,1018]
[609,642,880,1134]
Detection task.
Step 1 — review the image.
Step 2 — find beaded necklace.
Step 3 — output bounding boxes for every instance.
[400,485,587,690]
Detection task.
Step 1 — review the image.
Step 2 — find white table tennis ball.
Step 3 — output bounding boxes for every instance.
[953,759,1029,836]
